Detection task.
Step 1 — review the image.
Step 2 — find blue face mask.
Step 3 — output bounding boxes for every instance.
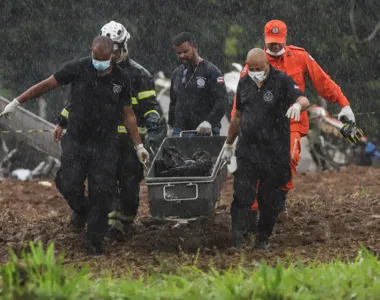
[92,57,111,71]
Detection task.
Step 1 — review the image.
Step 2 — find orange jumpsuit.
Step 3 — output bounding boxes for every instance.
[230,45,350,210]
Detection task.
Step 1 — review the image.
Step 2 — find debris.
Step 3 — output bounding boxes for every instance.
[38,181,53,187]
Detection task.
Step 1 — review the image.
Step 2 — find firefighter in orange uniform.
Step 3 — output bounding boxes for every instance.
[230,20,357,232]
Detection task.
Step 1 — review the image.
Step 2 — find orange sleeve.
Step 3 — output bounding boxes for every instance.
[303,52,350,107]
[230,64,249,118]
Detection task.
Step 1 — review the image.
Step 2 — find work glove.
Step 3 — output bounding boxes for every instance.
[339,116,364,144]
[286,103,301,121]
[135,143,150,164]
[222,143,234,163]
[196,120,212,134]
[0,99,21,118]
[167,125,173,137]
[338,105,355,123]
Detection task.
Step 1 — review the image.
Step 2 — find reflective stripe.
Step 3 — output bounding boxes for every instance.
[137,90,156,100]
[143,110,160,118]
[132,97,138,105]
[118,126,127,133]
[139,127,147,134]
[117,126,147,134]
[61,108,69,119]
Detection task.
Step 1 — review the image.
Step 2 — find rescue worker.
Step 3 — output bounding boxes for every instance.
[0,36,149,255]
[168,32,227,137]
[54,21,163,239]
[230,20,357,228]
[223,48,310,249]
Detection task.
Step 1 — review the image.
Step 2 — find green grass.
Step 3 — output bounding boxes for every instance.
[1,241,380,299]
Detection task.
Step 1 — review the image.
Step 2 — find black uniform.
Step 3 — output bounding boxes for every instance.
[168,60,227,134]
[56,58,162,233]
[53,57,132,250]
[232,65,304,247]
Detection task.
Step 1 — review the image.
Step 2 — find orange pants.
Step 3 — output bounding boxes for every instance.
[251,131,302,210]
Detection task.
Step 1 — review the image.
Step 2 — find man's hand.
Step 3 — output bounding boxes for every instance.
[135,143,150,164]
[53,125,64,142]
[338,105,355,123]
[196,121,212,134]
[222,143,234,163]
[286,103,302,121]
[0,99,21,119]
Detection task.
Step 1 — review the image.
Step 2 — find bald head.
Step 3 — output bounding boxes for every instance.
[92,36,113,61]
[92,36,113,52]
[246,48,267,67]
[245,48,269,78]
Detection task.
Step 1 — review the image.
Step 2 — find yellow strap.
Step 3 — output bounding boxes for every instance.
[132,97,138,105]
[117,126,147,134]
[137,90,156,100]
[61,108,69,119]
[143,110,160,118]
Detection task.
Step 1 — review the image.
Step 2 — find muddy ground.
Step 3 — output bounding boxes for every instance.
[1,165,380,276]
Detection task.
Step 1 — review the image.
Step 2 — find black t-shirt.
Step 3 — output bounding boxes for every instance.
[235,65,304,163]
[168,60,227,130]
[54,57,132,140]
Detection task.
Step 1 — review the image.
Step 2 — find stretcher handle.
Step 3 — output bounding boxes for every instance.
[179,130,213,137]
[163,183,199,201]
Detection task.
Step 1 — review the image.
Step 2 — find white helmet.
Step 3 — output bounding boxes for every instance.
[100,21,131,51]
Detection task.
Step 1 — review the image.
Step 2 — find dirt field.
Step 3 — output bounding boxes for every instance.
[1,165,380,276]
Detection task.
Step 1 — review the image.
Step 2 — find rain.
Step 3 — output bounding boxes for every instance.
[0,0,380,297]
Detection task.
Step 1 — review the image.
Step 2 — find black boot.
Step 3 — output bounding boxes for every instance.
[231,202,251,248]
[253,210,280,251]
[254,234,269,250]
[243,209,259,237]
[85,241,104,256]
[85,233,105,256]
[70,211,86,233]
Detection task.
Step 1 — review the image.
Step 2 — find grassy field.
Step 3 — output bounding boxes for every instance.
[1,241,380,300]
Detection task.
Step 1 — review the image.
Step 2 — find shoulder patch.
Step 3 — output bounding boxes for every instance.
[289,45,306,52]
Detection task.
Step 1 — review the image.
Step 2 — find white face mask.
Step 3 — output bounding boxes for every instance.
[248,70,266,83]
[266,48,286,57]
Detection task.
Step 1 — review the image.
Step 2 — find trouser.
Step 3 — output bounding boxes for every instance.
[112,134,144,225]
[232,158,291,241]
[55,134,119,244]
[172,126,221,137]
[251,131,302,211]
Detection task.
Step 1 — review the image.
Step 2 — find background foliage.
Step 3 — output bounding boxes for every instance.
[0,0,379,137]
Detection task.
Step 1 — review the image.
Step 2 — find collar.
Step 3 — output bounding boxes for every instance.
[262,65,275,86]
